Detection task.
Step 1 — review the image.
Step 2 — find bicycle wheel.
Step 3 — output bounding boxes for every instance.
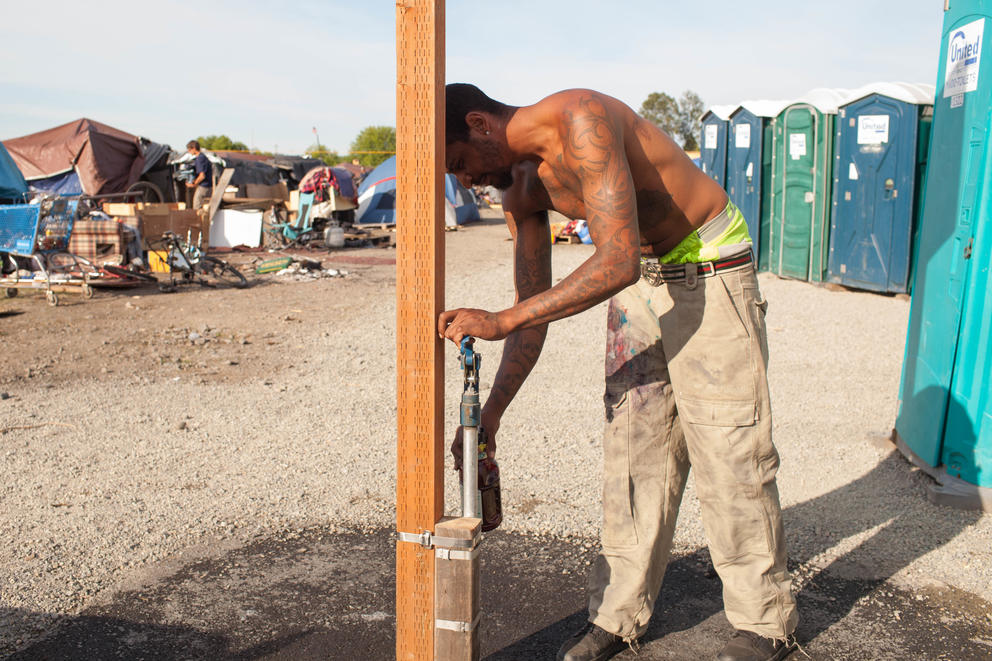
[126,181,164,204]
[199,256,248,288]
[102,264,158,283]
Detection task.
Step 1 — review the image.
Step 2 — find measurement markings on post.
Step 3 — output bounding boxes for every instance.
[395,1,445,660]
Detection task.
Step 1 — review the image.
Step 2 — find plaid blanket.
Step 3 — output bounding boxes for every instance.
[69,217,135,265]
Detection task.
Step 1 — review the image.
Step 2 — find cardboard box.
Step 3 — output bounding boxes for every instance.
[103,202,185,217]
[244,182,290,201]
[139,207,209,246]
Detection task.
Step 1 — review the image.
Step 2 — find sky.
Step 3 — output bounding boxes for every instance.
[0,0,946,155]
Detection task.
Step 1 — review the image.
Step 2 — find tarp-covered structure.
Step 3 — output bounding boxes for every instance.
[0,142,27,199]
[3,118,145,195]
[269,156,326,188]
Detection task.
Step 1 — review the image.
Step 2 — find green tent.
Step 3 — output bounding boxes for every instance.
[767,89,849,282]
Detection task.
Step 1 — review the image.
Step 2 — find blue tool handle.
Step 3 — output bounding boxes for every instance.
[461,336,475,368]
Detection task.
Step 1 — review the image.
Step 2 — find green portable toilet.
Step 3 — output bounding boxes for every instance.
[895,0,992,509]
[727,100,791,271]
[768,89,849,282]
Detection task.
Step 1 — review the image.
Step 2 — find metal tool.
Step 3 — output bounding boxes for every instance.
[460,336,481,519]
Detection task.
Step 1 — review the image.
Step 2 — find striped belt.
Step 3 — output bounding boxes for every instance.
[640,251,753,288]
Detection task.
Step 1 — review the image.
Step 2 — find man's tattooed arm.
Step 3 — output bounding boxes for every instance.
[497,94,641,335]
[485,208,553,422]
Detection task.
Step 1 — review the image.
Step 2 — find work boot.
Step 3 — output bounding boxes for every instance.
[716,629,796,661]
[556,621,626,661]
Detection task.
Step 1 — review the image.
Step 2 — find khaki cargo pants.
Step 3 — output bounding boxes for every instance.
[588,261,798,642]
[193,185,213,210]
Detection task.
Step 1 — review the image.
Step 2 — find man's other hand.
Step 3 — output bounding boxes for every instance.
[438,308,507,345]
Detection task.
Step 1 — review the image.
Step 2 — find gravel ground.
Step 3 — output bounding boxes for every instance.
[1,209,989,656]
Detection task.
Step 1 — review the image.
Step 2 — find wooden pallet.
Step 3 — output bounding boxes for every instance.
[343,228,395,247]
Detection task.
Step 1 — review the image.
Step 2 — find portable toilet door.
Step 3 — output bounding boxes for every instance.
[828,84,935,294]
[896,1,992,499]
[769,100,838,282]
[727,108,764,264]
[699,106,733,188]
[727,101,790,271]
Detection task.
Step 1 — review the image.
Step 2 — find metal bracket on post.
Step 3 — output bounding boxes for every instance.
[397,530,478,551]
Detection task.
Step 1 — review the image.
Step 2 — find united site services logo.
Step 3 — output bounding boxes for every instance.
[950,29,981,67]
[944,17,985,98]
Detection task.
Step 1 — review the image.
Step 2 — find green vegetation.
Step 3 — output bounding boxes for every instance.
[306,144,341,166]
[196,135,249,151]
[350,126,396,167]
[639,90,705,151]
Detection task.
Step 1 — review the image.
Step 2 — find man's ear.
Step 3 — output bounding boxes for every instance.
[465,111,490,136]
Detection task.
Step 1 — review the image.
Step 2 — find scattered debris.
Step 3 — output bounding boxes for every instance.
[272,262,348,281]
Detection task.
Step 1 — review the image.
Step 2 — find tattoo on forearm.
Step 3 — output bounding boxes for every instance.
[489,209,552,413]
[488,326,547,413]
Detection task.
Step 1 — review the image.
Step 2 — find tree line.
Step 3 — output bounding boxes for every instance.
[637,90,704,151]
[196,126,397,168]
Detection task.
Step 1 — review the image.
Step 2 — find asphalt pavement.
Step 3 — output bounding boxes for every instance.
[9,523,991,660]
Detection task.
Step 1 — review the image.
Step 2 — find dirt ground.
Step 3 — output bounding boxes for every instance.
[0,249,397,391]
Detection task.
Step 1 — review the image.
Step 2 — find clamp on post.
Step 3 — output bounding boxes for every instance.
[396,530,477,550]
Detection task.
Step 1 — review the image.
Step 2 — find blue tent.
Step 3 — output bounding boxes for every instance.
[355,156,480,226]
[0,142,27,199]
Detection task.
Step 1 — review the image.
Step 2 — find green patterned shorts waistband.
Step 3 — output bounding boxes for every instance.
[647,199,753,265]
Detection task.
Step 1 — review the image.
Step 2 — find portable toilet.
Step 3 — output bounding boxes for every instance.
[768,88,849,282]
[699,105,735,188]
[895,0,992,508]
[827,83,935,293]
[727,100,791,271]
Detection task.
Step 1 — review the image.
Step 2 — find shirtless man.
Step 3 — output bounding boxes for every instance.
[438,84,798,661]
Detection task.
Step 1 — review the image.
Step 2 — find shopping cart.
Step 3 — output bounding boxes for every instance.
[0,197,99,305]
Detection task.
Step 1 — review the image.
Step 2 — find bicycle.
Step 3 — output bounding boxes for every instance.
[153,230,248,292]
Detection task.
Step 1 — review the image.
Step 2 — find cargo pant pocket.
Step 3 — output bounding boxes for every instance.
[664,277,758,423]
[602,387,638,547]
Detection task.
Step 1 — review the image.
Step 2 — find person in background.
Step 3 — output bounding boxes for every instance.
[185,140,213,209]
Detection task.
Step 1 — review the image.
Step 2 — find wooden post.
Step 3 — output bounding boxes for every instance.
[434,517,481,660]
[395,1,446,660]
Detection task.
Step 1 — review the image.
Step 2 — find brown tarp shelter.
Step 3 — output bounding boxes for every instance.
[3,118,145,195]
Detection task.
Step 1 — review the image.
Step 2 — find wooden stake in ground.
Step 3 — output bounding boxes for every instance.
[395,1,446,659]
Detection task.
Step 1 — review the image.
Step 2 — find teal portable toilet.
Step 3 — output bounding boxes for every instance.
[828,83,935,294]
[895,0,992,509]
[699,105,735,188]
[727,101,790,270]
